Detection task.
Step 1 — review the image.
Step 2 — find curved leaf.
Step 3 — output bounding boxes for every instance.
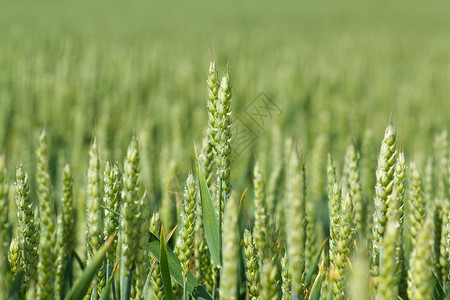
[65,235,114,300]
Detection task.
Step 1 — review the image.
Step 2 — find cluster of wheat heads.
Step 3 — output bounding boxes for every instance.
[0,60,449,300]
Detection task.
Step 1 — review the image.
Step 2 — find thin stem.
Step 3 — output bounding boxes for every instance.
[183,280,188,300]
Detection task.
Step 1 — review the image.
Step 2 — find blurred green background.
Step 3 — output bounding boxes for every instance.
[1,0,450,207]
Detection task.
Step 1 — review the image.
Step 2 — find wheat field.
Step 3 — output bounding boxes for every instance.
[0,1,449,299]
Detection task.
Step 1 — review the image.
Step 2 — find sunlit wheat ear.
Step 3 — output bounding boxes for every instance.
[134,193,150,299]
[205,60,219,187]
[214,66,232,216]
[177,174,197,284]
[86,137,101,265]
[220,193,239,300]
[408,161,426,250]
[55,164,75,298]
[121,136,140,289]
[253,161,267,256]
[8,237,21,280]
[148,212,164,299]
[390,152,407,297]
[407,216,434,300]
[15,164,39,288]
[344,142,364,239]
[329,185,353,299]
[372,123,396,278]
[377,218,400,300]
[285,150,306,298]
[103,162,121,287]
[36,131,56,299]
[243,229,260,300]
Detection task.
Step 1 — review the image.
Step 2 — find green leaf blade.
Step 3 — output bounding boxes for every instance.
[65,235,114,300]
[160,225,174,300]
[148,232,212,300]
[194,144,221,266]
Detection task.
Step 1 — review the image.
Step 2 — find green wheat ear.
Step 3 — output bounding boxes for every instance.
[134,193,150,299]
[55,164,75,298]
[14,164,39,289]
[8,237,21,281]
[280,254,291,300]
[149,212,164,300]
[121,136,140,285]
[285,150,306,298]
[407,216,434,300]
[36,131,56,299]
[103,162,121,286]
[220,193,239,300]
[86,137,102,265]
[372,123,396,279]
[377,217,400,300]
[408,161,426,250]
[243,229,260,300]
[253,161,267,256]
[205,59,219,188]
[178,174,197,284]
[343,142,363,239]
[261,257,281,300]
[214,66,232,216]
